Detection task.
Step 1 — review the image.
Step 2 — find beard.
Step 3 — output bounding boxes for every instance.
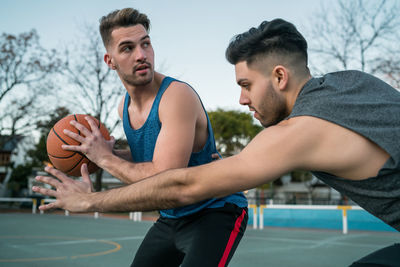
[119,62,154,87]
[259,82,288,128]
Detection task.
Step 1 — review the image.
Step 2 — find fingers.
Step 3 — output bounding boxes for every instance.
[32,186,58,198]
[62,144,83,152]
[70,120,93,137]
[69,117,101,137]
[44,166,73,184]
[85,116,100,133]
[81,164,94,192]
[38,201,59,211]
[63,129,85,143]
[35,175,62,188]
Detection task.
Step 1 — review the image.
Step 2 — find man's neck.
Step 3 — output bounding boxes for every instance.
[125,72,164,109]
[286,74,312,114]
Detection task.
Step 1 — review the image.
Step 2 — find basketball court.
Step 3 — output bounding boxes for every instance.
[1,213,398,266]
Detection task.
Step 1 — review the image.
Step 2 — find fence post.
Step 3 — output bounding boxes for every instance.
[249,204,257,229]
[32,198,37,214]
[259,205,265,230]
[338,206,350,234]
[40,199,45,214]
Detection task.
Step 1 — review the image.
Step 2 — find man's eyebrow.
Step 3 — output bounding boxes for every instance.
[118,35,150,47]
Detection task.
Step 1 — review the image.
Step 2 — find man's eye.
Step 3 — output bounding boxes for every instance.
[123,46,132,52]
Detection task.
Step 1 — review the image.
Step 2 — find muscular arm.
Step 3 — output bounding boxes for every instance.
[88,122,299,211]
[35,116,389,212]
[83,82,204,184]
[36,120,302,212]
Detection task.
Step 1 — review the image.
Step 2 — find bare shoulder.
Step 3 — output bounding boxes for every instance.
[279,116,390,180]
[163,81,199,103]
[159,81,202,117]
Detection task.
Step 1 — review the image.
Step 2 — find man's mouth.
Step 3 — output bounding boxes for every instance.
[134,63,150,74]
[249,106,259,118]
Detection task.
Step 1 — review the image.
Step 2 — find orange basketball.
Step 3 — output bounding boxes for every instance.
[46,114,111,177]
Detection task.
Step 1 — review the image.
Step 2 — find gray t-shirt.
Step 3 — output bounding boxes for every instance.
[287,70,400,231]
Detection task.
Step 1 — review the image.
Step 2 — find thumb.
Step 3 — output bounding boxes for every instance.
[81,164,94,192]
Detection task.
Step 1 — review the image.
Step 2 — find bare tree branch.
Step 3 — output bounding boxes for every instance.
[306,0,400,77]
[0,30,61,137]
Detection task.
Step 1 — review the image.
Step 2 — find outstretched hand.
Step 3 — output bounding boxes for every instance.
[32,164,94,212]
[62,116,115,167]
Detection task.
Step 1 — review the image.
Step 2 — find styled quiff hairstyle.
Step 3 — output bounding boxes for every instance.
[99,8,150,47]
[225,19,308,69]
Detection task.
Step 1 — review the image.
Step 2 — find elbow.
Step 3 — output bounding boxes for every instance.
[171,169,206,207]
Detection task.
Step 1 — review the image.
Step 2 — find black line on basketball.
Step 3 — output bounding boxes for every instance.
[65,154,85,174]
[52,128,70,145]
[73,114,82,136]
[48,152,77,159]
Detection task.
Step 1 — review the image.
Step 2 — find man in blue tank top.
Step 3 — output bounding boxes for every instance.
[34,16,399,267]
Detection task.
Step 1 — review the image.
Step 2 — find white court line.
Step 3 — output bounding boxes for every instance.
[245,234,381,248]
[9,236,145,248]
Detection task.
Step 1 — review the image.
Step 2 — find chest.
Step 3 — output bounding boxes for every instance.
[127,100,154,130]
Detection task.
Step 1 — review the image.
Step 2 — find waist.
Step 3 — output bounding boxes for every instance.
[159,192,248,219]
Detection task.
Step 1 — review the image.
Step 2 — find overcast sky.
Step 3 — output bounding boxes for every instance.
[1,0,322,111]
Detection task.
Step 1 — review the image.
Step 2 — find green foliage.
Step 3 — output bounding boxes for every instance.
[36,106,71,136]
[7,106,71,195]
[208,109,263,156]
[8,163,32,196]
[26,135,48,167]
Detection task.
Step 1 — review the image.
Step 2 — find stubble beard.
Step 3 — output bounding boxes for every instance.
[259,83,288,128]
[121,64,154,87]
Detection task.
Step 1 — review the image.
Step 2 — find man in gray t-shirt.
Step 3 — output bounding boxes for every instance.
[34,19,399,266]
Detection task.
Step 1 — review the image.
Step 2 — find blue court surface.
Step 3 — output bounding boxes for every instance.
[0,213,398,267]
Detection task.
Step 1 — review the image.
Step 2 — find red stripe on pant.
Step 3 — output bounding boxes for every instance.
[218,209,246,267]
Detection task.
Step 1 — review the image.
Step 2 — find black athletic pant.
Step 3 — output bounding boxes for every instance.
[350,243,400,267]
[131,203,248,267]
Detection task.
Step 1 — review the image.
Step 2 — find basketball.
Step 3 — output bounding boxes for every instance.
[46,114,111,177]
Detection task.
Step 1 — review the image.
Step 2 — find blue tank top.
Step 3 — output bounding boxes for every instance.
[123,77,247,218]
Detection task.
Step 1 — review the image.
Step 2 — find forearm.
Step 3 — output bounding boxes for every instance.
[112,149,133,161]
[87,168,192,212]
[87,155,259,213]
[99,153,161,184]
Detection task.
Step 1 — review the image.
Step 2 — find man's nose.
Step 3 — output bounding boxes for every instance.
[135,47,146,61]
[239,90,250,106]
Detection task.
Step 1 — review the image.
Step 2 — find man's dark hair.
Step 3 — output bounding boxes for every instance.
[99,8,150,48]
[226,19,308,67]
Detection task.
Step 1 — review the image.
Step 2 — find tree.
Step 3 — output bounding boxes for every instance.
[303,0,400,203]
[28,106,71,167]
[373,54,400,89]
[208,109,263,157]
[59,25,125,191]
[7,107,71,196]
[307,0,400,78]
[61,25,123,131]
[0,30,61,140]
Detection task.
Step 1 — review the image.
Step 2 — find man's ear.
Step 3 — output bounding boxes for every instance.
[272,65,288,91]
[104,53,116,70]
